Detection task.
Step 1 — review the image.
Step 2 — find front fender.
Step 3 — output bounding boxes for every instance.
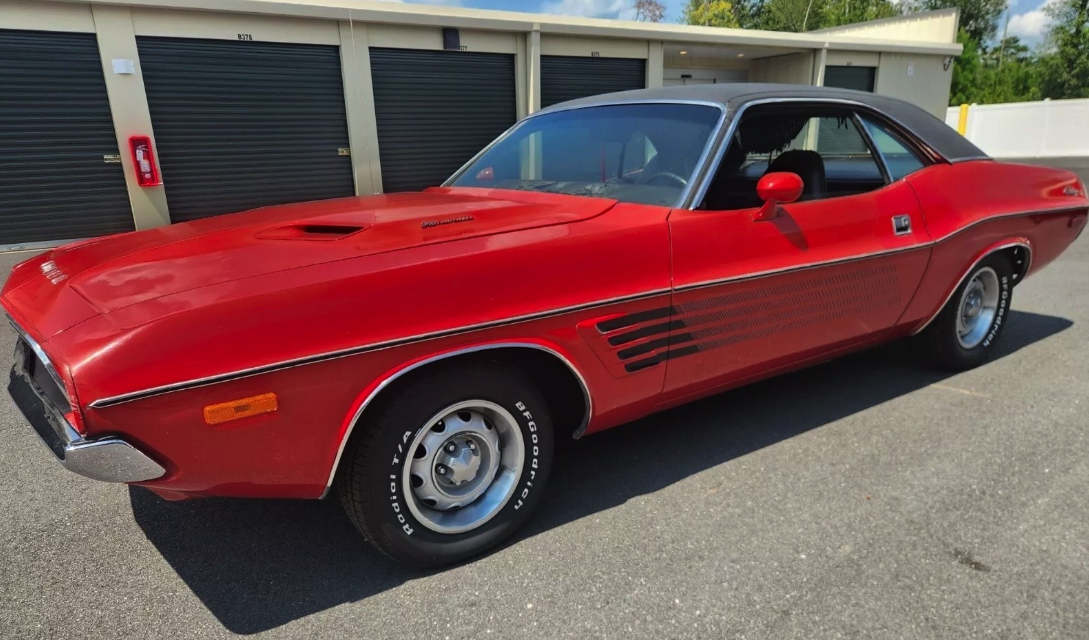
[320,339,592,497]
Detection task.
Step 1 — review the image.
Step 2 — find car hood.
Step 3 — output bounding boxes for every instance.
[1,188,615,336]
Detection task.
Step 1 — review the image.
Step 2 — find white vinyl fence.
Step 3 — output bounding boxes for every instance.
[945,98,1089,158]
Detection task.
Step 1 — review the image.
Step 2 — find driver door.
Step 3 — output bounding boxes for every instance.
[659,104,932,404]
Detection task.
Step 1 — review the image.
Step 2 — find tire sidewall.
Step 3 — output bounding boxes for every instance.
[361,370,553,566]
[942,254,1013,365]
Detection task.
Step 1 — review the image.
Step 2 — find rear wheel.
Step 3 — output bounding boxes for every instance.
[337,363,553,568]
[915,252,1014,371]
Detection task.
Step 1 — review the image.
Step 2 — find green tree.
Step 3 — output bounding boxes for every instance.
[950,29,986,104]
[949,29,1041,105]
[815,0,900,29]
[986,36,1031,66]
[761,0,816,31]
[986,58,1041,102]
[918,0,1006,42]
[1036,0,1089,98]
[683,0,898,31]
[682,0,742,27]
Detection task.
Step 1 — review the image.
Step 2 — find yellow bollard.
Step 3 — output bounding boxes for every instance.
[957,103,969,135]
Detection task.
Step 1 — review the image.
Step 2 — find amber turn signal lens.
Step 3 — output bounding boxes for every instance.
[203,393,278,425]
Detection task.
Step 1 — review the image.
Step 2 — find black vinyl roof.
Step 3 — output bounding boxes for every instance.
[541,83,987,162]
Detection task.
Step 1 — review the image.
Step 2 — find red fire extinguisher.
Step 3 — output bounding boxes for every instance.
[128,136,162,187]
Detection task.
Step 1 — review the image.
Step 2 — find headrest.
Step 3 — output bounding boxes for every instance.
[737,114,808,154]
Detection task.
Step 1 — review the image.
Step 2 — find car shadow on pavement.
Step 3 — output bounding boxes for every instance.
[130,309,1072,635]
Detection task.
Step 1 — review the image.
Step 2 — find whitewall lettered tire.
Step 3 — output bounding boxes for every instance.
[916,252,1014,371]
[336,362,554,568]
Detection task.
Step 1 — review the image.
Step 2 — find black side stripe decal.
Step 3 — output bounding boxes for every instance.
[624,344,700,373]
[596,307,674,333]
[617,333,694,360]
[604,263,903,373]
[607,319,685,346]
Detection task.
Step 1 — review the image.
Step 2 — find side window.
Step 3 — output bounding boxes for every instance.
[859,115,927,180]
[700,106,889,211]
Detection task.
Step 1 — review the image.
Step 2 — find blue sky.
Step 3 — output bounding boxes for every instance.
[384,0,1057,44]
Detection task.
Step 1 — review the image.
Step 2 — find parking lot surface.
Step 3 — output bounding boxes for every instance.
[2,165,1087,639]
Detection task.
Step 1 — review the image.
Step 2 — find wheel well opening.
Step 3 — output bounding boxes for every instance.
[339,347,590,481]
[1001,245,1031,284]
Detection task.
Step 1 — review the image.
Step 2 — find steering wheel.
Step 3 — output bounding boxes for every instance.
[643,171,688,188]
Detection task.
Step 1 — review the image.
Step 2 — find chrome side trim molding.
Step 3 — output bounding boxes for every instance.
[87,205,1084,409]
[910,241,1033,336]
[319,342,592,497]
[931,205,1085,244]
[674,205,1082,294]
[87,288,667,409]
[675,243,928,294]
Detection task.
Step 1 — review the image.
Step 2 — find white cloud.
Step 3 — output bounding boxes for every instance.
[539,0,637,19]
[1006,0,1060,40]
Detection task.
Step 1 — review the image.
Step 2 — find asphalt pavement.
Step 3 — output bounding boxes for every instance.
[2,163,1088,639]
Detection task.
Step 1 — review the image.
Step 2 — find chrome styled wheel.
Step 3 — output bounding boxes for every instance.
[403,400,525,534]
[955,266,1000,349]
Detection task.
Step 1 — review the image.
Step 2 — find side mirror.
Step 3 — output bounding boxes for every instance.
[753,172,803,221]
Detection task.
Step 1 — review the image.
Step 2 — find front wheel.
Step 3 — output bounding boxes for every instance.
[915,252,1014,371]
[336,363,554,568]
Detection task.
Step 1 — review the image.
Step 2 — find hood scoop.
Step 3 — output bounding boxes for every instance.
[256,223,369,241]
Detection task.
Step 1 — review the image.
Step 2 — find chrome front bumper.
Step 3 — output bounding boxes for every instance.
[7,328,165,484]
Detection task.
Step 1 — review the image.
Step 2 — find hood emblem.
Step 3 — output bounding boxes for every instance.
[421,215,474,229]
[40,260,67,285]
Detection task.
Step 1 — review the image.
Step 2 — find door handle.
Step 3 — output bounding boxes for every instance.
[892,214,912,236]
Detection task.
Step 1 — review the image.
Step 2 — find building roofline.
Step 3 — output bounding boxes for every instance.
[45,0,963,56]
[811,7,960,35]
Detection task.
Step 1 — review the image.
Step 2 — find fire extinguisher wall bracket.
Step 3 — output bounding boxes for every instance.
[128,135,162,187]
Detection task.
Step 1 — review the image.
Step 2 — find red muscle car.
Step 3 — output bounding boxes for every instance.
[4,85,1087,567]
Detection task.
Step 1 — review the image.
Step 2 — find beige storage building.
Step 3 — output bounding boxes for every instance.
[0,0,962,247]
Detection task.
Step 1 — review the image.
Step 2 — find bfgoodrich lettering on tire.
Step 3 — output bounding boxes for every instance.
[336,362,554,568]
[916,252,1014,371]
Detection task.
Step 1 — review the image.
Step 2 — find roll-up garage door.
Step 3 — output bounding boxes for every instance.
[0,29,134,244]
[370,48,517,193]
[137,37,355,223]
[541,56,646,108]
[824,66,876,92]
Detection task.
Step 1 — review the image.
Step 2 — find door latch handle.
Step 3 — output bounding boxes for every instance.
[892,214,912,236]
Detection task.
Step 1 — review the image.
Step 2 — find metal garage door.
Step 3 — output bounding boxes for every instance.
[370,48,517,193]
[137,37,355,223]
[541,56,646,108]
[0,29,134,245]
[824,66,876,92]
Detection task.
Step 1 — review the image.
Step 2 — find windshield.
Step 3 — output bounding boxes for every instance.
[449,103,723,207]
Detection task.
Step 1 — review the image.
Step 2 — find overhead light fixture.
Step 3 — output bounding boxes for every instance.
[737,53,746,57]
[679,50,688,55]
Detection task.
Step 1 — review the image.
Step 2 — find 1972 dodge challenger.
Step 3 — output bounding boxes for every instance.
[5,84,1087,567]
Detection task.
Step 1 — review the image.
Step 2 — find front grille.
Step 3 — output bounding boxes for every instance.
[14,338,70,414]
[8,361,68,459]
